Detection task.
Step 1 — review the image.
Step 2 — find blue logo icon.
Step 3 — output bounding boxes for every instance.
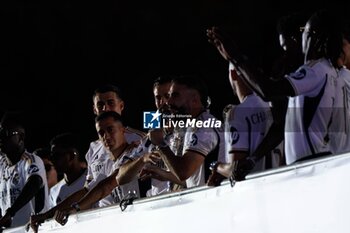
[143,110,162,129]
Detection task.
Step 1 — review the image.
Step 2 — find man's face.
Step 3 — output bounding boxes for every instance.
[167,83,195,115]
[0,126,23,158]
[279,34,287,51]
[95,116,125,152]
[153,82,171,113]
[93,91,124,115]
[302,21,317,58]
[50,144,71,173]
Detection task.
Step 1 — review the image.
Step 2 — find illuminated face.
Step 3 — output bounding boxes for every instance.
[0,126,23,158]
[153,82,171,113]
[279,34,287,51]
[302,21,318,59]
[42,158,57,189]
[95,116,125,152]
[167,83,195,115]
[93,91,124,115]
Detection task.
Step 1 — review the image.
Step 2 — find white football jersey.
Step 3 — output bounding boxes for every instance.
[0,152,49,227]
[85,127,145,184]
[285,58,337,164]
[49,170,87,207]
[182,111,223,188]
[330,67,350,154]
[225,94,272,171]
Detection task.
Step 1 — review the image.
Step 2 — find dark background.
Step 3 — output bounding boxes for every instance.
[0,0,348,151]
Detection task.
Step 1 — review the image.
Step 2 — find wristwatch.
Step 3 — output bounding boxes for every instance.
[209,161,220,172]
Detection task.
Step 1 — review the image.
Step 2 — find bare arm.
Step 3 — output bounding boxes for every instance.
[77,170,119,211]
[0,175,43,228]
[140,165,186,186]
[217,151,248,178]
[149,129,205,181]
[30,188,87,232]
[207,26,295,100]
[158,146,205,181]
[250,97,287,161]
[117,153,160,185]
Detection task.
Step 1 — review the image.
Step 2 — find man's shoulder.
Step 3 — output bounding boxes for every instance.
[125,127,146,137]
[50,179,66,194]
[22,151,43,166]
[125,127,146,144]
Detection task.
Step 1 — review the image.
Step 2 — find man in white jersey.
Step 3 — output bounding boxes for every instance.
[331,23,350,154]
[248,12,308,168]
[0,112,49,229]
[30,85,144,231]
[48,133,88,207]
[149,75,224,188]
[116,76,185,195]
[85,84,145,185]
[208,63,272,183]
[207,10,343,165]
[54,111,140,226]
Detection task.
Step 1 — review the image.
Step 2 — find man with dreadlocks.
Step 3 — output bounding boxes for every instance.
[207,9,344,166]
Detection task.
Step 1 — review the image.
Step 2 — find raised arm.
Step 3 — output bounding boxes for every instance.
[116,152,161,185]
[207,26,295,100]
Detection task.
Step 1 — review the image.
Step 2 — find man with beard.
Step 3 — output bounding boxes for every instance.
[117,76,186,196]
[147,75,224,188]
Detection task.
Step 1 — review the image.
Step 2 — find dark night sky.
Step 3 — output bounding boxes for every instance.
[0,0,348,151]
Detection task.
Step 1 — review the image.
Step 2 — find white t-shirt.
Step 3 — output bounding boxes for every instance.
[225,94,272,171]
[49,169,87,207]
[0,151,49,227]
[284,58,337,164]
[330,67,350,154]
[182,111,223,188]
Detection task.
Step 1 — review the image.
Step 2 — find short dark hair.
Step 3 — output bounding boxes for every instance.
[342,21,350,43]
[308,9,343,67]
[93,84,123,101]
[153,75,176,89]
[0,111,26,130]
[276,12,307,39]
[95,111,124,126]
[33,147,51,160]
[171,75,209,108]
[50,132,88,162]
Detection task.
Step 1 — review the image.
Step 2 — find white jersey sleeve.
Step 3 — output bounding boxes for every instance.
[182,112,220,188]
[85,140,105,183]
[225,106,250,154]
[284,59,337,164]
[330,67,350,154]
[286,60,327,96]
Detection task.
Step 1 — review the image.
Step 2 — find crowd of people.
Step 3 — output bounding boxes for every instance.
[0,8,349,232]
